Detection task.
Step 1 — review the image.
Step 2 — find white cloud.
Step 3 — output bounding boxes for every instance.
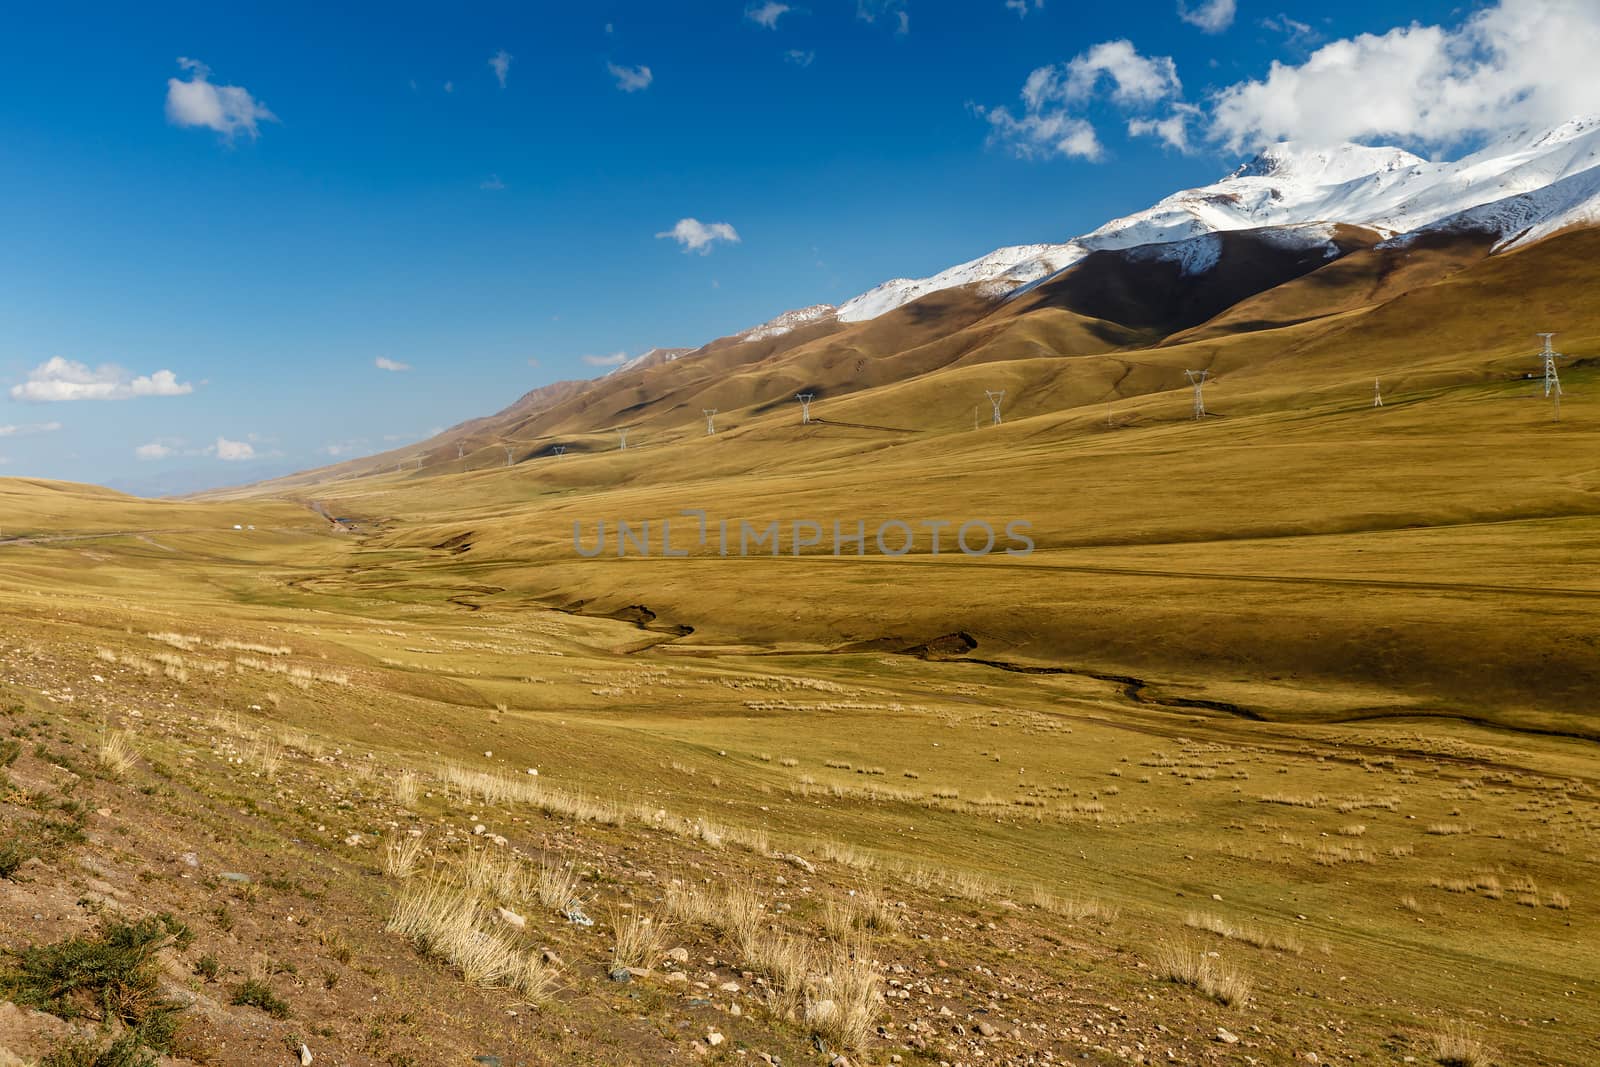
[10,357,194,402]
[1261,13,1319,47]
[375,356,411,372]
[321,439,370,457]
[581,352,630,368]
[489,49,513,89]
[746,2,790,29]
[0,421,62,437]
[165,58,276,140]
[1004,0,1044,16]
[976,40,1179,162]
[608,62,654,92]
[444,80,454,93]
[480,174,506,191]
[135,441,175,460]
[974,105,1103,161]
[1178,0,1236,34]
[656,218,741,254]
[1129,103,1202,151]
[857,0,910,35]
[784,49,816,68]
[1209,0,1600,152]
[1058,40,1182,106]
[212,436,255,461]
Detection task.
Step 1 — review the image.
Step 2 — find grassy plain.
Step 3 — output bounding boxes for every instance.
[4,232,1600,1063]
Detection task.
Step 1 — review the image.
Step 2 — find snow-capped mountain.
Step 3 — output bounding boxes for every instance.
[829,117,1600,324]
[607,347,694,377]
[738,304,837,343]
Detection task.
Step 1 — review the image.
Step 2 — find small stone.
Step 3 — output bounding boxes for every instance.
[343,834,363,847]
[96,807,112,817]
[495,907,527,929]
[706,1031,725,1047]
[298,1044,314,1065]
[1216,1028,1240,1044]
[719,981,740,993]
[473,823,487,835]
[667,971,689,983]
[180,852,199,867]
[542,949,563,965]
[667,947,690,963]
[608,965,632,983]
[975,1021,997,1038]
[219,871,252,883]
[1212,893,1223,901]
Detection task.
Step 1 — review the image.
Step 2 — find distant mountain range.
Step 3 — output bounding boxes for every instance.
[230,117,1600,494]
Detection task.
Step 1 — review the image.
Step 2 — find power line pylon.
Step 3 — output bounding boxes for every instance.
[984,390,1005,426]
[796,393,814,424]
[703,409,718,435]
[1185,370,1209,419]
[1538,333,1564,422]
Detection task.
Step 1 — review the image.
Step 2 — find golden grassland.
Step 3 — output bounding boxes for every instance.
[4,232,1600,1061]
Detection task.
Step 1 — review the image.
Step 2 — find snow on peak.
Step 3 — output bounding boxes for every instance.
[739,304,836,343]
[836,243,1085,323]
[607,347,693,377]
[1228,142,1425,185]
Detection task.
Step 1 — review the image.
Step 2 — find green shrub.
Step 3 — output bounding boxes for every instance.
[231,977,291,1018]
[2,916,188,1051]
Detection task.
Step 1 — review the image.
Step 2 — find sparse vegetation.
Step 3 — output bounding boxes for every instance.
[1153,940,1252,1006]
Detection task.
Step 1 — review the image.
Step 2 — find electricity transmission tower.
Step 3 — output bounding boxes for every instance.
[1538,333,1564,421]
[618,428,628,450]
[553,445,566,458]
[457,443,465,459]
[502,445,515,467]
[796,393,814,424]
[1185,370,1210,419]
[703,409,718,435]
[1373,379,1383,408]
[985,390,1005,426]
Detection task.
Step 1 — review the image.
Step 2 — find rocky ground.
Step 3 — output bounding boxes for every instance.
[0,641,1366,1066]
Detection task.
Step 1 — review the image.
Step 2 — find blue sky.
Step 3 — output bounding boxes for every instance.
[0,0,1576,492]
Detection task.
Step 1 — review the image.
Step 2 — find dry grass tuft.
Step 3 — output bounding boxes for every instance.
[1184,911,1302,955]
[96,727,139,778]
[384,876,547,991]
[1030,886,1118,922]
[1430,1021,1493,1066]
[394,771,420,807]
[610,909,668,970]
[536,858,583,913]
[1154,940,1251,1005]
[804,939,882,1051]
[454,847,529,904]
[385,834,428,880]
